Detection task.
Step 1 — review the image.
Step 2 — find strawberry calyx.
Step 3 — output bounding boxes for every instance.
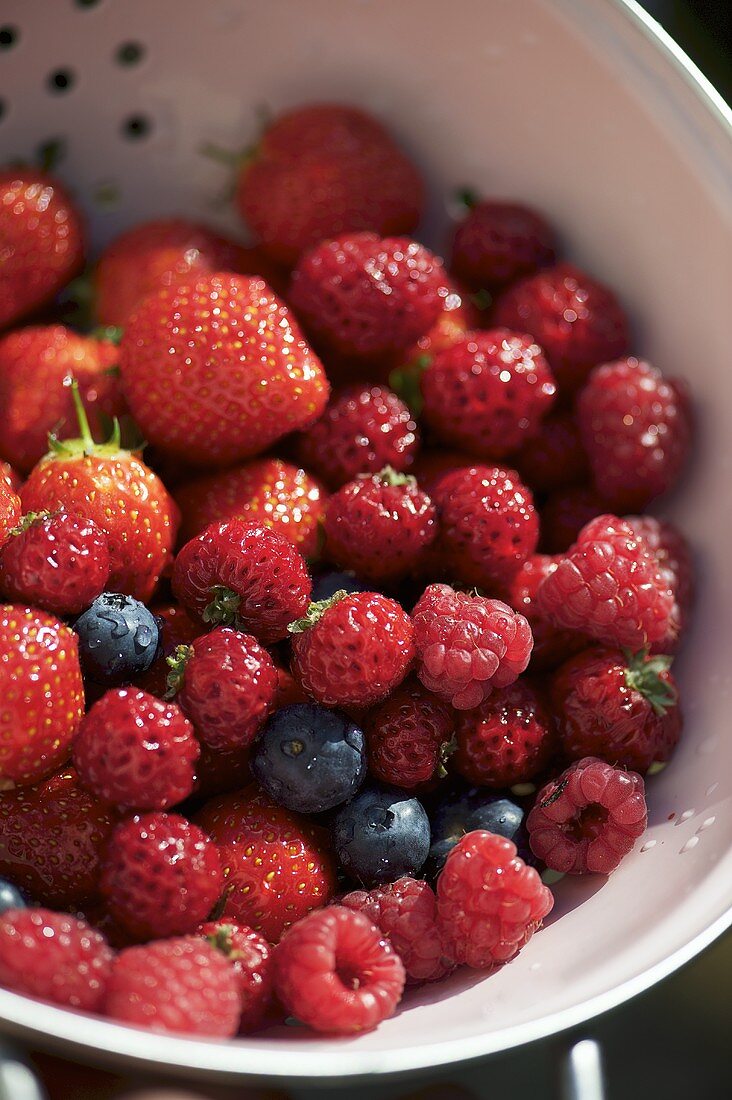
[373,466,415,489]
[388,354,430,417]
[456,187,479,210]
[203,585,241,628]
[287,591,349,634]
[204,924,242,961]
[469,289,493,312]
[623,649,677,716]
[92,325,124,346]
[47,378,125,462]
[8,511,52,537]
[437,734,458,779]
[165,644,194,698]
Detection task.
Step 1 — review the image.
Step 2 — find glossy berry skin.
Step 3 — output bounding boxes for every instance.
[172,627,278,753]
[578,357,691,511]
[540,485,610,554]
[175,457,327,558]
[73,688,199,810]
[333,786,430,887]
[420,330,556,459]
[74,593,160,685]
[366,679,455,790]
[134,602,200,699]
[515,409,589,494]
[119,273,329,468]
[323,469,437,584]
[252,703,366,814]
[0,605,84,788]
[105,937,241,1037]
[537,514,675,650]
[428,789,532,876]
[290,591,415,709]
[412,584,533,710]
[340,876,452,984]
[493,263,630,393]
[0,768,116,907]
[0,462,22,495]
[101,813,222,941]
[625,515,694,651]
[453,680,557,789]
[0,481,20,548]
[0,512,110,616]
[551,647,681,772]
[236,103,423,266]
[451,200,556,290]
[0,171,85,330]
[195,787,336,942]
[437,831,553,968]
[172,519,311,644]
[0,880,25,915]
[199,919,274,1033]
[311,570,369,603]
[527,757,647,874]
[433,465,539,588]
[0,326,123,474]
[502,554,588,672]
[296,384,419,489]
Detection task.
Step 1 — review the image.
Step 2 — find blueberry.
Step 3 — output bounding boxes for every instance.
[0,878,25,915]
[74,592,160,684]
[333,785,430,886]
[311,571,369,603]
[428,787,533,876]
[252,704,366,814]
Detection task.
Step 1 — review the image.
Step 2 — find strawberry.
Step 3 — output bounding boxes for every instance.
[199,919,274,1033]
[0,605,84,788]
[0,462,22,494]
[0,170,85,330]
[119,273,329,468]
[366,678,455,790]
[21,382,178,602]
[175,457,327,558]
[0,481,20,549]
[450,197,556,290]
[195,786,337,942]
[0,325,124,474]
[236,103,423,266]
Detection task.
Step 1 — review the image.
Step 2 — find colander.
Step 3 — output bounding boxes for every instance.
[0,0,731,1089]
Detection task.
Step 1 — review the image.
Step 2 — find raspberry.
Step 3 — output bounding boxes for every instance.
[540,485,609,553]
[366,678,455,789]
[73,688,199,811]
[578,358,691,511]
[433,465,539,588]
[551,647,681,772]
[100,813,222,940]
[340,877,453,983]
[104,937,241,1036]
[0,908,112,1011]
[199,919,273,1033]
[437,832,553,968]
[501,554,588,672]
[453,680,557,788]
[420,330,556,459]
[412,584,533,709]
[296,384,419,489]
[515,409,589,494]
[451,199,556,289]
[527,757,647,874]
[273,906,405,1034]
[537,514,675,649]
[624,515,694,614]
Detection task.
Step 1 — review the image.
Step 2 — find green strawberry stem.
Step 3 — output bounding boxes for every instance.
[49,378,121,457]
[204,924,238,958]
[165,644,193,698]
[376,466,415,488]
[437,735,457,779]
[456,187,479,209]
[470,289,493,312]
[287,590,349,634]
[92,325,124,346]
[9,511,51,537]
[388,354,431,418]
[623,649,677,716]
[203,585,241,627]
[69,378,95,451]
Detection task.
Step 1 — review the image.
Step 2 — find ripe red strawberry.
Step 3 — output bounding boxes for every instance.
[175,457,327,558]
[101,812,222,941]
[290,233,447,360]
[134,602,200,698]
[0,768,116,907]
[452,679,557,788]
[296,384,419,489]
[0,481,20,548]
[0,461,22,494]
[0,605,84,788]
[0,511,110,616]
[451,198,556,290]
[195,786,337,942]
[515,409,589,494]
[236,103,423,266]
[493,263,630,392]
[167,626,278,752]
[366,678,455,790]
[551,647,682,772]
[21,384,178,602]
[412,584,533,709]
[73,687,199,810]
[419,330,556,458]
[387,280,478,374]
[0,170,85,330]
[119,273,329,468]
[323,468,437,584]
[501,554,588,672]
[171,519,311,643]
[578,357,692,511]
[541,485,609,553]
[199,919,274,1033]
[432,465,539,588]
[290,591,415,708]
[0,325,124,474]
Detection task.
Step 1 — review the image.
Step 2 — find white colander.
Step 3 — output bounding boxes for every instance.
[0,0,731,1088]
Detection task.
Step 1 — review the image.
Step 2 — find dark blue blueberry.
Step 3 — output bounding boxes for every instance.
[311,571,369,603]
[73,592,160,685]
[252,703,366,814]
[428,787,533,876]
[333,785,430,886]
[0,878,26,915]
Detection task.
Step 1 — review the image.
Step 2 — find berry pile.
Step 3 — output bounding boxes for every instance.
[0,101,693,1040]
